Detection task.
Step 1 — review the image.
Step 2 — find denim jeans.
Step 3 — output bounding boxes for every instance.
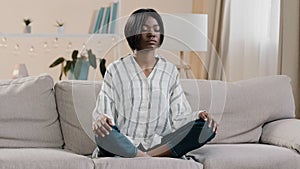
[152,118,216,157]
[95,126,138,158]
[95,118,216,158]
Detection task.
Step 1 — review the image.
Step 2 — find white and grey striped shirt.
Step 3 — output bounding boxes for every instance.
[93,54,198,149]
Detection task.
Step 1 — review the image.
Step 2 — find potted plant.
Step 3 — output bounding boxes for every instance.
[23,18,32,33]
[49,49,97,80]
[55,20,64,34]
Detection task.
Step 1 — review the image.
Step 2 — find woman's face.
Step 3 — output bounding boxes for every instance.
[138,16,161,51]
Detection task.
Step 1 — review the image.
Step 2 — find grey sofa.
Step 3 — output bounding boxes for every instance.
[0,74,299,169]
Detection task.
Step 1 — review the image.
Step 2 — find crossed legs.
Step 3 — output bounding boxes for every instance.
[95,119,216,158]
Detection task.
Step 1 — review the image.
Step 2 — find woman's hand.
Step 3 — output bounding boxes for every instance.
[198,111,218,133]
[93,114,114,137]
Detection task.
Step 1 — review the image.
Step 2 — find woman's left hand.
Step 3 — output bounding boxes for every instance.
[198,111,218,133]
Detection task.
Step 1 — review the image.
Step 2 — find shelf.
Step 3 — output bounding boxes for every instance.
[0,33,120,38]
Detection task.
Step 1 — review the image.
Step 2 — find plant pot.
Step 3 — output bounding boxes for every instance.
[24,25,31,33]
[57,26,64,34]
[68,60,90,80]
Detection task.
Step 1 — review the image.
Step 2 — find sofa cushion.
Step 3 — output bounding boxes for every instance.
[0,74,63,148]
[261,119,300,153]
[0,148,94,169]
[181,75,295,143]
[55,80,102,155]
[187,144,300,169]
[93,157,203,169]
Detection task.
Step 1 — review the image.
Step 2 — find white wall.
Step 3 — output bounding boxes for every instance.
[0,0,116,34]
[0,0,192,33]
[0,0,192,81]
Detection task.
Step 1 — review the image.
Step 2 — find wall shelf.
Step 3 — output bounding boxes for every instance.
[0,33,122,81]
[0,33,120,38]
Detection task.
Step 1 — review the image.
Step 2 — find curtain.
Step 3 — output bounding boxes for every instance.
[227,0,281,81]
[191,0,231,80]
[206,0,231,80]
[298,0,300,118]
[279,0,300,118]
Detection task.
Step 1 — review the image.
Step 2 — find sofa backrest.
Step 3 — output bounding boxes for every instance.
[54,75,295,155]
[0,74,63,148]
[55,80,101,155]
[181,75,295,143]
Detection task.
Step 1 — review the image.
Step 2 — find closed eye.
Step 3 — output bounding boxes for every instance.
[142,25,160,33]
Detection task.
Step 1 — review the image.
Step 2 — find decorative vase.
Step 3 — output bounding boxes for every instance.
[24,25,31,33]
[68,60,90,80]
[57,26,64,34]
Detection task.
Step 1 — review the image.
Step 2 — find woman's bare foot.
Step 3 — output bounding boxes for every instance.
[136,150,151,157]
[147,144,173,157]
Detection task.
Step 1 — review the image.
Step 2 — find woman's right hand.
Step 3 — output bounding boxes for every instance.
[93,114,114,137]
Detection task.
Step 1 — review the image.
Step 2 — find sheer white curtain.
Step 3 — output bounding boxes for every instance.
[226,0,281,81]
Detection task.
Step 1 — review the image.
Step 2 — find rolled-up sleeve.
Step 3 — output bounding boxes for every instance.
[92,69,115,125]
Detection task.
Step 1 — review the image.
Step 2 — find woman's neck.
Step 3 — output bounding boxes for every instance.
[134,49,158,69]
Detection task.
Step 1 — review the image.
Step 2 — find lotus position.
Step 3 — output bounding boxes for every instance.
[92,8,217,158]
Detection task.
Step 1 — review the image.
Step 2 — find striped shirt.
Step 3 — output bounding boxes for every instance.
[93,54,198,149]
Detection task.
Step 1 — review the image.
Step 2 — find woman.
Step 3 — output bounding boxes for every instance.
[92,8,217,158]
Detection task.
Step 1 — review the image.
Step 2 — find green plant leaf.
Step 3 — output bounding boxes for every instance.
[56,20,64,27]
[72,50,79,61]
[88,49,97,69]
[24,18,32,25]
[99,58,107,78]
[64,61,72,76]
[59,64,63,80]
[49,57,65,68]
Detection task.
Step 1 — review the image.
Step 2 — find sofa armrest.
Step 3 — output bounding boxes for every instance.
[260,119,300,153]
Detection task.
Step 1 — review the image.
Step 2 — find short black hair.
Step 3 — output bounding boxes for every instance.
[124,8,164,51]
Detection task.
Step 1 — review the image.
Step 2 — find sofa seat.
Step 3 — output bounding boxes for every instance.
[0,148,94,169]
[93,157,203,169]
[187,144,300,169]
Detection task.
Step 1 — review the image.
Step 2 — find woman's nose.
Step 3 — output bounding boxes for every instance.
[147,29,157,37]
[147,32,156,38]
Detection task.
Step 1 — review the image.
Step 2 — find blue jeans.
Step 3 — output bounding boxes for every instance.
[95,118,216,158]
[95,126,138,158]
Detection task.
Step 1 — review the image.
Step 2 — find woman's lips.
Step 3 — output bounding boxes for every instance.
[148,40,157,44]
